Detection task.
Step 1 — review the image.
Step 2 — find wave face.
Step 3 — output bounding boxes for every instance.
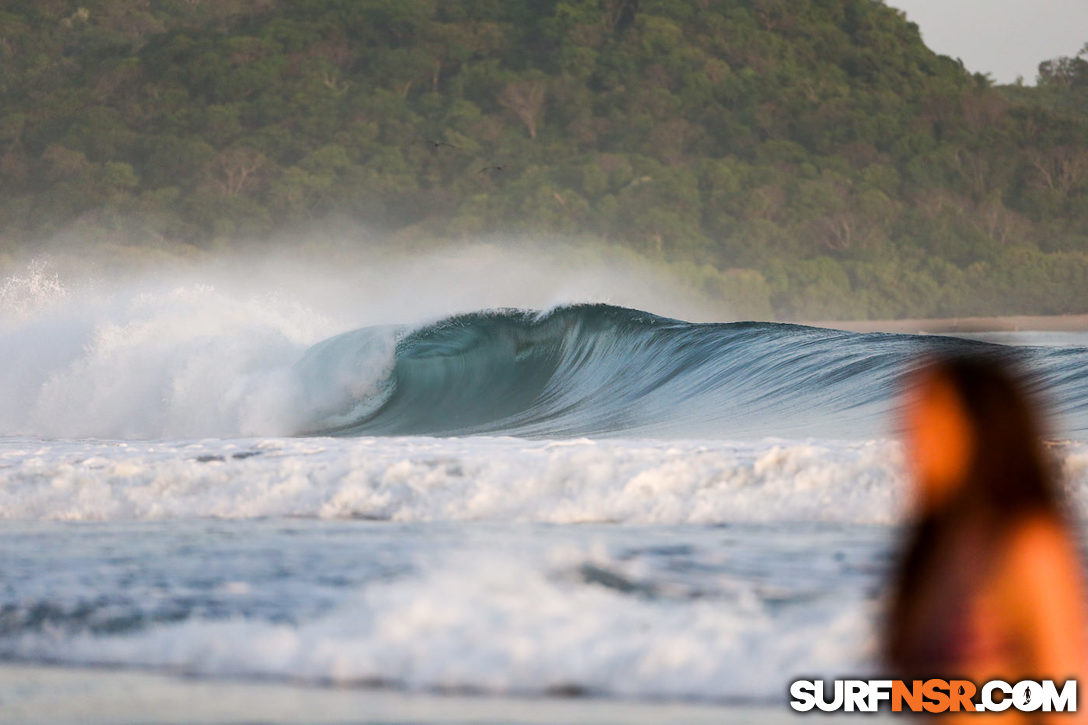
[296,304,1088,439]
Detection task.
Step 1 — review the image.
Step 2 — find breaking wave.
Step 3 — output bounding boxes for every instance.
[297,304,1088,439]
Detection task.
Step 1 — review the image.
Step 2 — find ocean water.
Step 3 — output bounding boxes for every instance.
[2,265,1088,720]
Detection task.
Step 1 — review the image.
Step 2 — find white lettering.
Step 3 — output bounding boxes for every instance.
[789,680,816,712]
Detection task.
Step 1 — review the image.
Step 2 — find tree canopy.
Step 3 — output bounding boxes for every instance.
[1,0,1087,319]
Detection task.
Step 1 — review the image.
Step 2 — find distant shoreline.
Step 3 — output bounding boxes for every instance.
[802,314,1088,334]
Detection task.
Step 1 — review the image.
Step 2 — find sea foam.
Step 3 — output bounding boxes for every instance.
[2,436,1084,525]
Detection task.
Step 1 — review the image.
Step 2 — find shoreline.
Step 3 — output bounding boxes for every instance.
[800,314,1088,335]
[0,663,852,725]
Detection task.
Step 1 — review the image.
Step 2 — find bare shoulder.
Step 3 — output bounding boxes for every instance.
[1004,512,1079,566]
[997,514,1088,679]
[997,511,1085,611]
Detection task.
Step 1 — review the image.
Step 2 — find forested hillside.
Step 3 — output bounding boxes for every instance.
[1,0,1087,319]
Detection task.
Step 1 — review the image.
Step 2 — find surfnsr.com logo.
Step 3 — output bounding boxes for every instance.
[790,679,1077,714]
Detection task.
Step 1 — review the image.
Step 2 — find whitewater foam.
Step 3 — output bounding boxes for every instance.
[2,435,1084,524]
[0,279,346,438]
[0,436,906,523]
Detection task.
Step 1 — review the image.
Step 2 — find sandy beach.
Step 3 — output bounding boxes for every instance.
[0,663,888,725]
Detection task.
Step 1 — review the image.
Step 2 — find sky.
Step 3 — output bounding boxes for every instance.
[886,0,1088,84]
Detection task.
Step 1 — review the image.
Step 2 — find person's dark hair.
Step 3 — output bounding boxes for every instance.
[885,353,1064,672]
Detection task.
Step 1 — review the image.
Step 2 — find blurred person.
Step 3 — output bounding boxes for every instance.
[887,354,1087,718]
